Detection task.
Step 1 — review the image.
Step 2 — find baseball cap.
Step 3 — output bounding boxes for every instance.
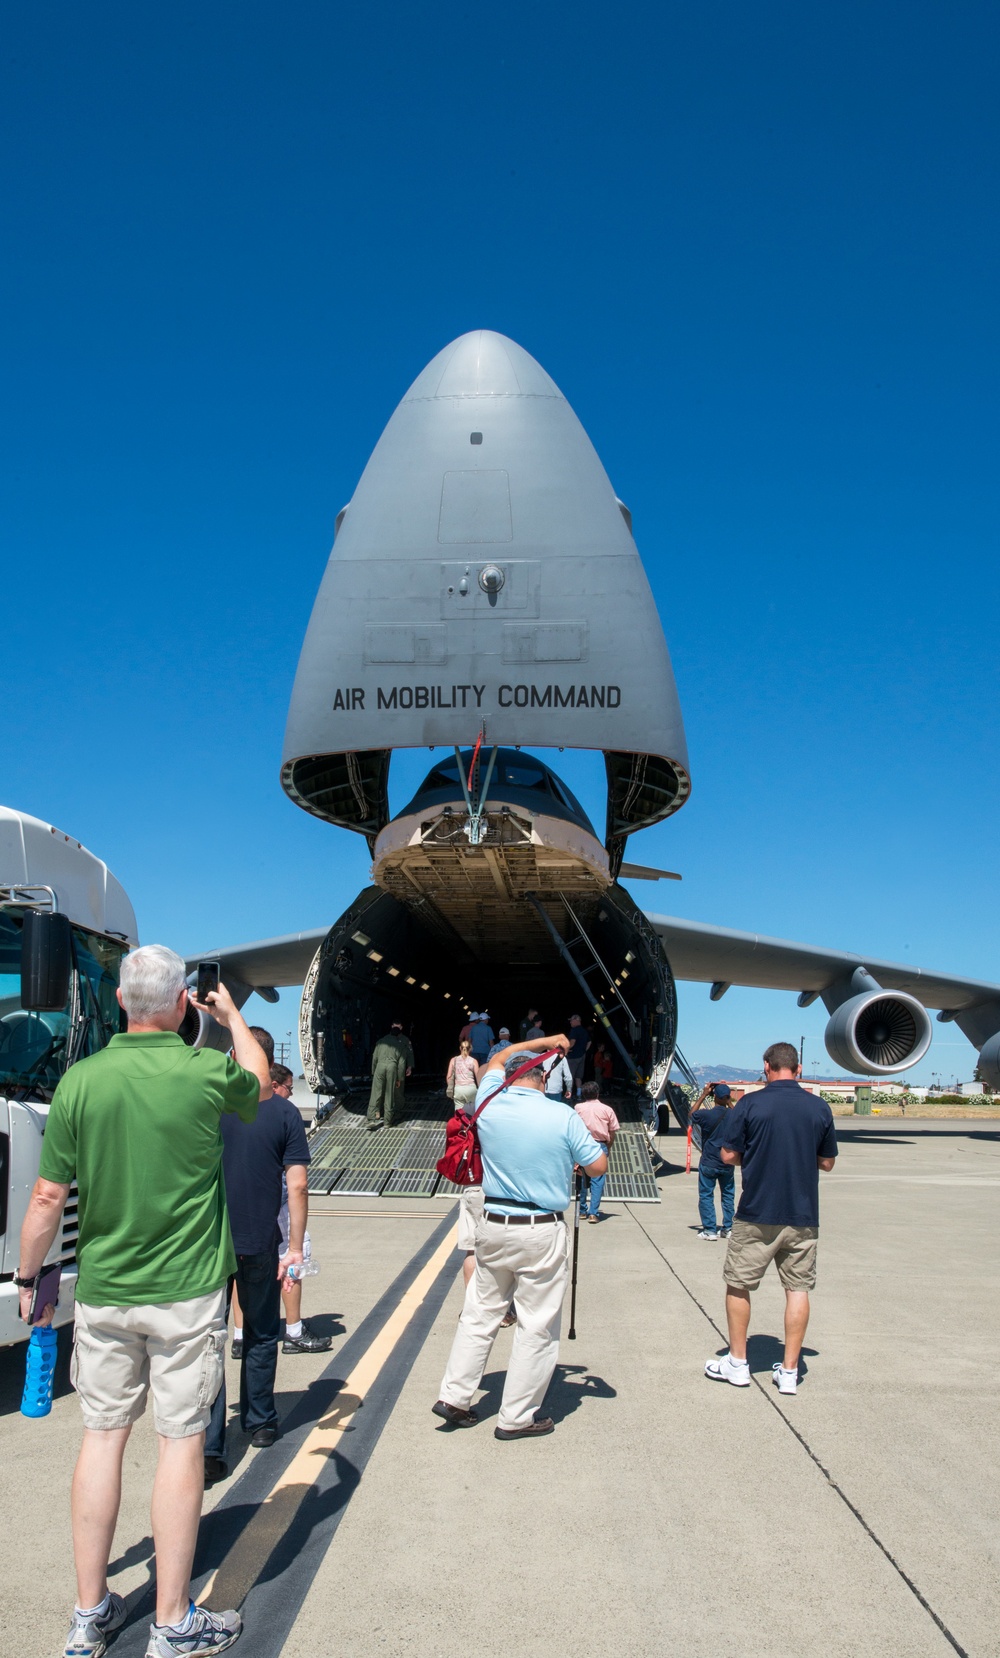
[498,1026,510,1036]
[712,1082,731,1098]
[504,1052,543,1079]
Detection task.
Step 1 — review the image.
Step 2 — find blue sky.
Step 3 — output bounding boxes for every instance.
[3,2,997,1083]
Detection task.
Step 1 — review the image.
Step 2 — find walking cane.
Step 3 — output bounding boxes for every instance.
[568,1169,582,1340]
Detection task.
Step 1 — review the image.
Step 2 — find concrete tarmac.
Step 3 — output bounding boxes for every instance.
[1,1120,996,1658]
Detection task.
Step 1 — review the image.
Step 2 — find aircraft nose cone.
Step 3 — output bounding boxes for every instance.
[403,329,563,401]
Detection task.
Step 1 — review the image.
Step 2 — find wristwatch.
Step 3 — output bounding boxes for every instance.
[13,1270,37,1288]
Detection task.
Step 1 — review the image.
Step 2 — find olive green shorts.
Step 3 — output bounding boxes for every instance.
[722,1220,819,1292]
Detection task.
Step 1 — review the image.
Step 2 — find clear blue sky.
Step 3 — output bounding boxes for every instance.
[3,3,997,1083]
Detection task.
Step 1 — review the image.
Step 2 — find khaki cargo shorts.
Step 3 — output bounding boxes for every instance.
[72,1288,227,1437]
[457,1184,484,1251]
[723,1221,819,1292]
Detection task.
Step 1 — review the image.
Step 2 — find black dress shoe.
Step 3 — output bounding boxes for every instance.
[204,1455,229,1485]
[431,1399,479,1427]
[250,1426,278,1448]
[494,1416,555,1440]
[282,1322,333,1354]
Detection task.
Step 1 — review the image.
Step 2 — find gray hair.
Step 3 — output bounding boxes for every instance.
[120,944,187,1022]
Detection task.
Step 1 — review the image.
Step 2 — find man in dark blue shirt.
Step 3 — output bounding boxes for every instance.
[704,1043,837,1396]
[204,1036,312,1481]
[690,1082,736,1239]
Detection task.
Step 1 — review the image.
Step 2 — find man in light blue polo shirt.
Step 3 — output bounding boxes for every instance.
[433,1034,607,1440]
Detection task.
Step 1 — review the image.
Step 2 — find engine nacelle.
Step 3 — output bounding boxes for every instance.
[824,971,933,1074]
[178,1002,212,1048]
[977,1031,1000,1091]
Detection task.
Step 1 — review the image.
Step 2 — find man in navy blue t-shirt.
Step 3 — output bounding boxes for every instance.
[690,1082,736,1239]
[704,1042,837,1396]
[204,1042,312,1480]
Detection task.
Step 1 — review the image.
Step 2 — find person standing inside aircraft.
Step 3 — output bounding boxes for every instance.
[705,1043,837,1395]
[470,1012,495,1064]
[690,1082,737,1240]
[566,1014,591,1097]
[486,1026,512,1063]
[447,1038,479,1107]
[17,946,267,1658]
[519,1008,541,1041]
[575,1082,619,1222]
[367,1021,415,1131]
[432,1034,607,1439]
[593,1042,613,1086]
[542,1049,573,1102]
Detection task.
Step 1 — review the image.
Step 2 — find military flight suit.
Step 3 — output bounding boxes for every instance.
[367,1031,416,1127]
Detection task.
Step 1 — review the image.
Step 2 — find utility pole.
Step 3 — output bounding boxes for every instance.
[799,1035,805,1074]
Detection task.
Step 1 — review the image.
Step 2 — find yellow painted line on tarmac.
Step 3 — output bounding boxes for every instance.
[198,1222,458,1611]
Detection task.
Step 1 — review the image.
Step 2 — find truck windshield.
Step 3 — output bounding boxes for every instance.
[0,913,124,1099]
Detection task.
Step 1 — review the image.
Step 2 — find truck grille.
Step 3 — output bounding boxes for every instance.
[59,1182,79,1264]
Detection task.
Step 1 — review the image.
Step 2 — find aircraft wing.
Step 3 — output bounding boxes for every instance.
[647,912,1000,1057]
[184,928,330,997]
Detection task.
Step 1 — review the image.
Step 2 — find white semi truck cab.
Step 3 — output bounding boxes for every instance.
[0,807,138,1346]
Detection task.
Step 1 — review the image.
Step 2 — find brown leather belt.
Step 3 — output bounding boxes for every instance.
[484,1211,563,1225]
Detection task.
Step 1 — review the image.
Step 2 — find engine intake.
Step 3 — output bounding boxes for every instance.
[823,970,932,1075]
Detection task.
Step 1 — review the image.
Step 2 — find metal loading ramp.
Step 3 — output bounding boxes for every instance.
[305,1088,661,1202]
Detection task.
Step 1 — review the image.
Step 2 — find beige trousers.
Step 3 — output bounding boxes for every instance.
[440,1215,568,1431]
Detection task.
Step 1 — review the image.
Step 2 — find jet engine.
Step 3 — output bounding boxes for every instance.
[976,1031,1000,1091]
[823,969,932,1074]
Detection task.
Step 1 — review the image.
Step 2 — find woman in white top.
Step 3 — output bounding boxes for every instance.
[445,1039,484,1285]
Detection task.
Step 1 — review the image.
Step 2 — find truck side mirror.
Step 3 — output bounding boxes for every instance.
[21,911,73,1011]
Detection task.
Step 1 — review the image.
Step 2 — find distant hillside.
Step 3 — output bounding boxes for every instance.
[672,1063,762,1084]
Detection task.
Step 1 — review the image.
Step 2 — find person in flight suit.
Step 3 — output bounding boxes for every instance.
[367,1022,415,1131]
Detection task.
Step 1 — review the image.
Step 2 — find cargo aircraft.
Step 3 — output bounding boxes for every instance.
[187,331,1000,1106]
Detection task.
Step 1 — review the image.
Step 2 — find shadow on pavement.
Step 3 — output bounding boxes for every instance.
[711,1335,818,1378]
[469,1363,617,1425]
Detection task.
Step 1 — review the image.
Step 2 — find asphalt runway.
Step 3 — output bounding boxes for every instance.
[2,1119,997,1658]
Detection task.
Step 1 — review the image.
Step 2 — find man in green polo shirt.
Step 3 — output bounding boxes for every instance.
[17,944,272,1658]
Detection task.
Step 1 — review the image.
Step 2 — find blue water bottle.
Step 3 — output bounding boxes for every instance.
[21,1324,59,1418]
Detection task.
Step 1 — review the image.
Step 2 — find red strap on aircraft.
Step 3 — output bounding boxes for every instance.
[467,732,483,793]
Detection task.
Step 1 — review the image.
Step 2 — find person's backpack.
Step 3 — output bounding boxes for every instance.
[436,1052,558,1186]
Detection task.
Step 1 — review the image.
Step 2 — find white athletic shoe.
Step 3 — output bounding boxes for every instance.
[145,1604,242,1657]
[772,1363,798,1394]
[63,1594,127,1658]
[705,1352,751,1386]
[696,1229,719,1240]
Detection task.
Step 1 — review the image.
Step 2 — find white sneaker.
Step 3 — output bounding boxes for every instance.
[705,1352,751,1387]
[772,1363,798,1394]
[63,1594,127,1658]
[696,1229,719,1240]
[145,1604,242,1657]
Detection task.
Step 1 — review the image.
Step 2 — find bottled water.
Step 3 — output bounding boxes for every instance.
[283,1259,320,1283]
[21,1324,58,1418]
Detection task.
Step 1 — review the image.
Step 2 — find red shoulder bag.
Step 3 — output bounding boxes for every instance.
[436,1052,559,1186]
